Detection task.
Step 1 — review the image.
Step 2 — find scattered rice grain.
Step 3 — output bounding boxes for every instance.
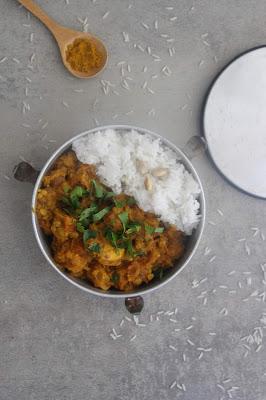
[169,345,177,351]
[102,11,110,19]
[181,383,186,392]
[219,307,228,316]
[122,32,129,42]
[244,242,251,256]
[186,325,193,330]
[141,22,149,30]
[170,381,176,389]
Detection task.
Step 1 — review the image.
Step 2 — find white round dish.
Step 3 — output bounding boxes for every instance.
[203,47,266,199]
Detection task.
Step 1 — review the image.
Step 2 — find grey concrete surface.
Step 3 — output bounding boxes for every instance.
[0,1,266,399]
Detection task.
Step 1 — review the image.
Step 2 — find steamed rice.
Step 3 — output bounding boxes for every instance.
[72,129,201,235]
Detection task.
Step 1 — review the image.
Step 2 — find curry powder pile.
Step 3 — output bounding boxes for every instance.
[66,38,102,73]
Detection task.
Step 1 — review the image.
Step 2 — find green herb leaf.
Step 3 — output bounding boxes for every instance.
[88,243,101,253]
[154,227,164,233]
[154,267,164,280]
[76,222,86,233]
[117,241,127,249]
[93,206,112,222]
[127,197,137,205]
[125,222,142,235]
[113,198,127,208]
[145,224,164,235]
[126,239,134,256]
[92,180,105,199]
[145,224,155,235]
[118,211,129,231]
[60,196,76,215]
[105,228,118,248]
[79,204,98,224]
[71,186,86,198]
[111,271,120,284]
[105,191,116,199]
[70,186,87,208]
[83,230,97,245]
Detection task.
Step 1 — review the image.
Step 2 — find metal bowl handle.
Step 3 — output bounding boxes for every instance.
[125,296,144,314]
[13,162,40,184]
[182,135,207,160]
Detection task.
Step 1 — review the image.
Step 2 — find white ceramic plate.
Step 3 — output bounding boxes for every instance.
[203,47,266,199]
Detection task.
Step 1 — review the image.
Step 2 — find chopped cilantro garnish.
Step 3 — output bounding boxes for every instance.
[104,191,116,199]
[83,230,97,245]
[154,267,164,280]
[69,186,87,208]
[145,224,164,234]
[105,228,118,248]
[145,224,155,235]
[88,243,101,253]
[111,271,120,284]
[118,211,129,231]
[154,227,165,233]
[125,222,141,235]
[92,180,105,199]
[76,222,86,233]
[126,239,134,256]
[79,204,98,225]
[114,197,136,208]
[113,198,127,208]
[92,206,112,222]
[60,196,77,216]
[126,197,136,205]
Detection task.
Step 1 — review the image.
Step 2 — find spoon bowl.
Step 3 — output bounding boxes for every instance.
[18,0,107,78]
[57,28,108,78]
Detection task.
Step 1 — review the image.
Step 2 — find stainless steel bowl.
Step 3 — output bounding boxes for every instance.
[30,125,205,301]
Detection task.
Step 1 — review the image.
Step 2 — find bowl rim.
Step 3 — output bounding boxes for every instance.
[32,124,206,298]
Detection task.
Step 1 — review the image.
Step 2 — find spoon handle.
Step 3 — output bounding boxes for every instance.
[18,0,60,35]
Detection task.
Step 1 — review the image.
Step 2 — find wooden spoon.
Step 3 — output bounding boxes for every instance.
[18,0,107,78]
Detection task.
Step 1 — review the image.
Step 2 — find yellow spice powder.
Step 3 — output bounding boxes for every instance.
[66,38,102,73]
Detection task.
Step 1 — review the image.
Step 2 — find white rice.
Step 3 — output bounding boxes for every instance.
[72,129,201,235]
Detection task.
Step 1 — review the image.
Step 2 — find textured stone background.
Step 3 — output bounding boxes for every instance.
[0,1,266,399]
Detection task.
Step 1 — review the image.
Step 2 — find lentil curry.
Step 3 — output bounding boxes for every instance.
[36,151,185,291]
